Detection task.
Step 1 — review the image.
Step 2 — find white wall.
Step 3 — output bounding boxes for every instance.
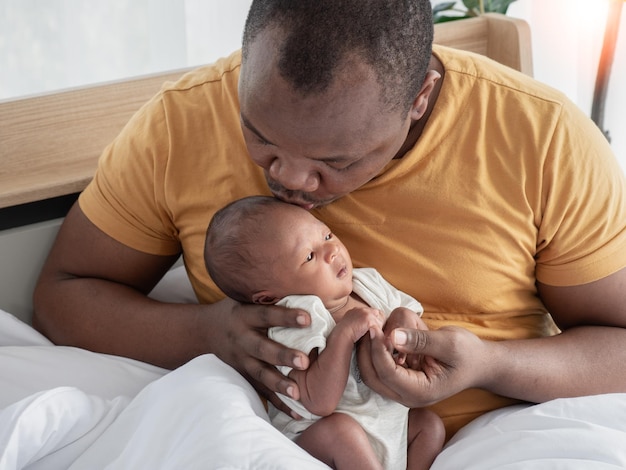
[508,0,626,169]
[1,0,624,168]
[0,0,252,98]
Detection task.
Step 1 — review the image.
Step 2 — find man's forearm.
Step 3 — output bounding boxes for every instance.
[33,276,214,369]
[484,326,626,403]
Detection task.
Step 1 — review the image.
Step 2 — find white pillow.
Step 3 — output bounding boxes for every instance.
[0,345,167,410]
[0,387,129,470]
[0,309,167,409]
[0,309,52,347]
[69,354,330,469]
[431,394,626,469]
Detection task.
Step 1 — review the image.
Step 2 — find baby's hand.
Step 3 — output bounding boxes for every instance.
[339,307,385,344]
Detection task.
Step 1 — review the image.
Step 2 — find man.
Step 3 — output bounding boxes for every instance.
[33,0,626,439]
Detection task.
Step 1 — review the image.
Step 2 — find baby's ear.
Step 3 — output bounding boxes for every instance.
[251,291,279,305]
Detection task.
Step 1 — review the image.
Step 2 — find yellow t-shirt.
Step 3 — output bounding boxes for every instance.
[80,46,626,438]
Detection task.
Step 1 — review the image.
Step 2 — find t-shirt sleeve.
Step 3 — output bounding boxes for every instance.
[79,93,181,256]
[269,295,333,376]
[534,100,626,286]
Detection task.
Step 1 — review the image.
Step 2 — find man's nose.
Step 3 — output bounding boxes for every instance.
[268,158,320,192]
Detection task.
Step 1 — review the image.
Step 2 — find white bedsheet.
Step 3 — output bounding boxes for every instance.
[2,269,626,468]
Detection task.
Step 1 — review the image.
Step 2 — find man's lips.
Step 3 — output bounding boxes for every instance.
[270,190,317,210]
[266,177,331,209]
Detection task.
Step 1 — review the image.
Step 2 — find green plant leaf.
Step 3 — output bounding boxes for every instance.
[433,13,472,23]
[462,0,480,10]
[432,1,457,14]
[433,0,518,18]
[485,0,517,13]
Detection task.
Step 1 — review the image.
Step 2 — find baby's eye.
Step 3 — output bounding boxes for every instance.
[305,252,314,262]
[324,233,333,241]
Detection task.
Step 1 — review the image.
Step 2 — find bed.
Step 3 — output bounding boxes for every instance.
[1,14,626,469]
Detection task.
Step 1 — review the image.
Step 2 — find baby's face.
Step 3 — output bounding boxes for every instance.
[255,205,353,310]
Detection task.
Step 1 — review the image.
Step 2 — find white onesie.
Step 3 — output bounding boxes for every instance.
[269,268,423,469]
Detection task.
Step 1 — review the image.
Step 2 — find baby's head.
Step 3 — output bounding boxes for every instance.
[205,196,353,309]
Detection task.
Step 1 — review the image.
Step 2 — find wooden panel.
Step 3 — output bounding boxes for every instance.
[434,15,490,56]
[0,69,190,208]
[485,14,533,76]
[434,13,533,76]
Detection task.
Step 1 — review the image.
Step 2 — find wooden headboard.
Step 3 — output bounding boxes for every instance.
[434,13,532,76]
[0,13,532,211]
[0,69,191,210]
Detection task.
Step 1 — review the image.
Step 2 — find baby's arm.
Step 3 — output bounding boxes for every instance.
[289,307,385,416]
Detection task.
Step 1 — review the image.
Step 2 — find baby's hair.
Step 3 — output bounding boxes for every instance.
[204,196,286,303]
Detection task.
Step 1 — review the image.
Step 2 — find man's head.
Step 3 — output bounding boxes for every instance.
[239,0,437,209]
[205,196,354,309]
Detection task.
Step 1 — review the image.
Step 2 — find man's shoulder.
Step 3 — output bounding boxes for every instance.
[161,49,242,96]
[433,44,566,104]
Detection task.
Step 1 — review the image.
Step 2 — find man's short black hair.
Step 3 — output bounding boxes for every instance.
[242,0,434,113]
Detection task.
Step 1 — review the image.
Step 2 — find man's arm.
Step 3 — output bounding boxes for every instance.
[359,268,626,407]
[485,271,626,402]
[33,203,310,400]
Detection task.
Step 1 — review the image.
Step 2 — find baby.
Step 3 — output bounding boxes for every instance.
[204,196,444,470]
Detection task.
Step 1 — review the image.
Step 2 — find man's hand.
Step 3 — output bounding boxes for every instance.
[209,297,312,415]
[384,307,428,366]
[358,326,489,408]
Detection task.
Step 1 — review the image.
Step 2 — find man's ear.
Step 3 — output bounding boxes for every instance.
[252,290,280,305]
[408,69,441,120]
